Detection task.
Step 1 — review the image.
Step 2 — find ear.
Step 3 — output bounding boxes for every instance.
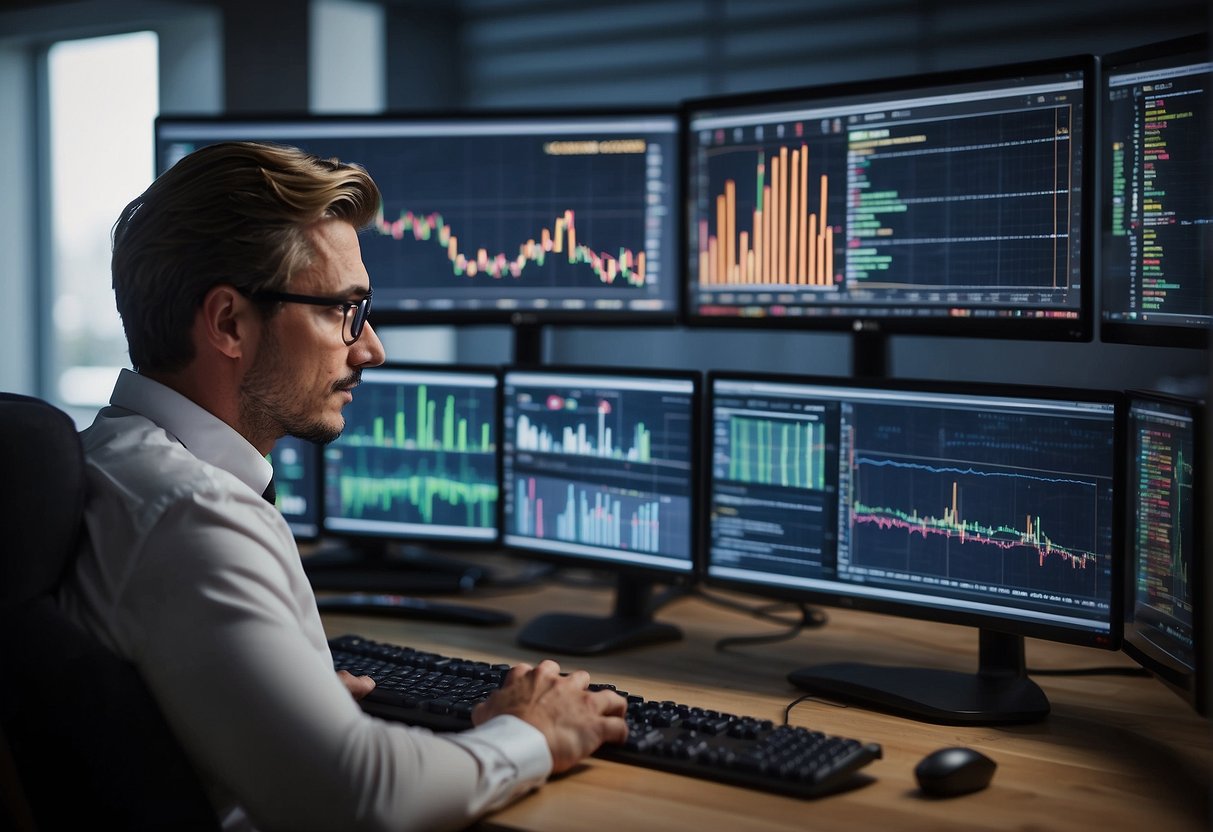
[197,284,257,361]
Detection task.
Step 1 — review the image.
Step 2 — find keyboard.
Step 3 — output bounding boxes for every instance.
[330,634,882,798]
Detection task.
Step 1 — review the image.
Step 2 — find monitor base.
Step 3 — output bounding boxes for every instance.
[316,593,513,627]
[788,629,1050,725]
[517,613,681,656]
[516,574,683,655]
[787,662,1049,725]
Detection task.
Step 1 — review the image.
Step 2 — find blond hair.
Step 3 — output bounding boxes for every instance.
[111,141,381,372]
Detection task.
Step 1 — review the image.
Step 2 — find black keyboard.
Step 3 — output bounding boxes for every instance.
[330,634,882,798]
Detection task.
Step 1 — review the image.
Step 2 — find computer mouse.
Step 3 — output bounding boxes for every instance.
[914,746,996,797]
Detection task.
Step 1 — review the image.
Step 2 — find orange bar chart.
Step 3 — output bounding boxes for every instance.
[698,144,835,287]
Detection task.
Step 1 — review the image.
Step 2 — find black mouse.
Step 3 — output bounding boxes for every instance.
[914,746,996,797]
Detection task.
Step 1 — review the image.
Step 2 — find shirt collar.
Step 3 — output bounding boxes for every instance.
[109,368,274,497]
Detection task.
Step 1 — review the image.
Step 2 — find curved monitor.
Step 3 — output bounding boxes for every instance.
[1100,34,1212,347]
[155,111,681,326]
[684,55,1095,343]
[1123,391,1205,713]
[705,373,1122,724]
[501,366,699,654]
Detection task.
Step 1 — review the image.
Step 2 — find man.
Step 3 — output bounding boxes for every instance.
[57,141,628,831]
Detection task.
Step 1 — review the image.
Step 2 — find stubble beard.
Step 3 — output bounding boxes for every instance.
[240,329,356,446]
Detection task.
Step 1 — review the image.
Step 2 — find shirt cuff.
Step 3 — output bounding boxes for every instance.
[446,714,553,812]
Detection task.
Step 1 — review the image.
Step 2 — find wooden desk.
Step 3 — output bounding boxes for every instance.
[319,576,1212,831]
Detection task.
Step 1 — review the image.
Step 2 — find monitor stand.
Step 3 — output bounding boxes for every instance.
[305,540,514,626]
[304,539,485,594]
[516,574,682,656]
[851,325,889,379]
[512,319,545,366]
[787,628,1051,725]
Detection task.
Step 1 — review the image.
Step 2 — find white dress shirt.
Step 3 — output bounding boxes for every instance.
[58,369,551,832]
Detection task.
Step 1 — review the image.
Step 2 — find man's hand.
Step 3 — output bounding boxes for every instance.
[471,660,629,773]
[338,669,375,701]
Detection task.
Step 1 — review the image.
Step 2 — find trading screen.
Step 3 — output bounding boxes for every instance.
[1102,45,1212,341]
[322,366,499,542]
[502,370,696,573]
[156,113,680,321]
[1126,396,1198,674]
[686,61,1090,332]
[708,378,1117,638]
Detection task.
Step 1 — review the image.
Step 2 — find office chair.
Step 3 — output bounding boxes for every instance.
[0,392,219,831]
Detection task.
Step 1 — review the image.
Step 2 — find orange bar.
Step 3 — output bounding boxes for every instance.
[751,209,762,284]
[788,148,800,286]
[738,231,749,286]
[766,156,776,283]
[553,217,564,253]
[706,237,718,288]
[819,172,829,283]
[777,146,789,283]
[825,224,834,286]
[725,179,736,285]
[808,214,817,285]
[762,186,773,284]
[448,236,459,264]
[715,193,727,285]
[636,251,645,285]
[799,145,809,283]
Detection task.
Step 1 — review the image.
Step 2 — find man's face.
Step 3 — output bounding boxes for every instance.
[240,220,386,445]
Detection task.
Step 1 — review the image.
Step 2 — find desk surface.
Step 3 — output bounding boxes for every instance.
[318,569,1211,832]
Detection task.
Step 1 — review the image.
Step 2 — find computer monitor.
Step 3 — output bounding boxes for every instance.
[267,435,322,540]
[1123,391,1205,713]
[501,367,699,654]
[706,373,1122,724]
[683,55,1096,375]
[306,364,501,595]
[155,111,681,360]
[1100,34,1212,348]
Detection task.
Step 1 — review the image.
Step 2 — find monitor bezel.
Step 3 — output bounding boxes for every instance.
[499,363,701,582]
[153,108,684,327]
[320,361,504,548]
[1122,389,1206,713]
[701,370,1125,651]
[680,53,1098,341]
[1098,33,1212,349]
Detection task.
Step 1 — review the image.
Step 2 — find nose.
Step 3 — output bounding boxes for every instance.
[352,320,387,367]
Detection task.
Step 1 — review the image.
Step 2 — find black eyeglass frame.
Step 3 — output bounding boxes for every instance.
[244,288,373,345]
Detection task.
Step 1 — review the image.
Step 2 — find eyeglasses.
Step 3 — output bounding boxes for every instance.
[244,288,373,345]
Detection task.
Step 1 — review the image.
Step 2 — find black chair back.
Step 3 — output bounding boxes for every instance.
[0,392,219,830]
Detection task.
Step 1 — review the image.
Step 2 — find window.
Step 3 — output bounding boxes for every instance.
[47,31,158,408]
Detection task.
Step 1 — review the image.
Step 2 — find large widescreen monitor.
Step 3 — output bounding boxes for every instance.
[705,373,1122,724]
[501,367,699,654]
[684,55,1096,372]
[1123,391,1205,713]
[155,111,681,340]
[1100,34,1211,348]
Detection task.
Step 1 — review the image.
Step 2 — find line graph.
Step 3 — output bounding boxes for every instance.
[837,398,1116,607]
[847,452,1105,599]
[375,207,646,286]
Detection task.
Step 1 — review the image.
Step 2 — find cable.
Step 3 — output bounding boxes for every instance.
[694,587,826,628]
[713,603,827,652]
